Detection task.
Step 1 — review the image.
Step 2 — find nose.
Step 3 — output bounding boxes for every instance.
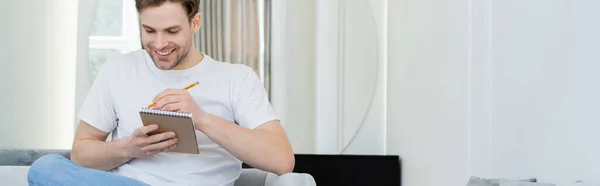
[153,35,168,50]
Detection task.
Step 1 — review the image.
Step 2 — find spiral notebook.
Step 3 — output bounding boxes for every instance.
[138,108,199,154]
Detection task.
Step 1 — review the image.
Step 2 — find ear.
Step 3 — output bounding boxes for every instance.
[191,13,201,33]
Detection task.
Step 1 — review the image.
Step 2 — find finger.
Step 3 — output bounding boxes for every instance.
[161,144,178,152]
[144,150,160,157]
[161,101,187,112]
[152,89,177,103]
[141,137,178,152]
[153,89,185,104]
[168,144,178,150]
[154,95,181,110]
[147,131,177,144]
[133,124,158,137]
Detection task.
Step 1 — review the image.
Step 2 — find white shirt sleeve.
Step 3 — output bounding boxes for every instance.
[232,67,279,129]
[77,60,118,133]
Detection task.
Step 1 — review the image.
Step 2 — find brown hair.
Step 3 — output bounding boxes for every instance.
[135,0,199,21]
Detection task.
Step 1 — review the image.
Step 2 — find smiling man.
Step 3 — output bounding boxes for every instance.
[26,0,294,185]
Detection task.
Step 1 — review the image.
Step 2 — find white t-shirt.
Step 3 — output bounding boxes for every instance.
[77,50,279,186]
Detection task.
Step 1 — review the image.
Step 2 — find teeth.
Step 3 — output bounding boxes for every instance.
[157,50,172,56]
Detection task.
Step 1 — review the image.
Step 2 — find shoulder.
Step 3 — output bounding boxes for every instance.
[205,56,257,84]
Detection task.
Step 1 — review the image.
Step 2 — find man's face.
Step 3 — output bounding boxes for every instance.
[139,2,199,70]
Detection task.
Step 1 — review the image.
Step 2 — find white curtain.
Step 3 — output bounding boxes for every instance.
[195,0,264,76]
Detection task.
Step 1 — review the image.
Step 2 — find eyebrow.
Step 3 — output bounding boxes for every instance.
[141,24,182,30]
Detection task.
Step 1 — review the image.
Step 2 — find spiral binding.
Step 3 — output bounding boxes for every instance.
[139,108,192,118]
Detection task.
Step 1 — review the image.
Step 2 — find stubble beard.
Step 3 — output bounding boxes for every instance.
[149,46,190,70]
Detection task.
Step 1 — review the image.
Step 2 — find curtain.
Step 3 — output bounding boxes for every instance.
[195,0,268,81]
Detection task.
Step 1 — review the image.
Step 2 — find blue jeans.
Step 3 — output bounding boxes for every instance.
[27,154,149,186]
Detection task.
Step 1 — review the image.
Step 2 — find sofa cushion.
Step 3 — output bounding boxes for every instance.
[499,180,554,186]
[467,176,538,186]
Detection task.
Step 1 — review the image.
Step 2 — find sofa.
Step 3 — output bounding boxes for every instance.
[465,176,600,186]
[0,149,316,186]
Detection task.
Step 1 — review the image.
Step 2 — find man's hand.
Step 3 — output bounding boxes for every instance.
[152,88,207,126]
[115,124,179,158]
[151,87,294,175]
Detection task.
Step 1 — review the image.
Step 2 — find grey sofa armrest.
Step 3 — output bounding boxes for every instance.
[235,168,316,186]
[235,169,270,186]
[271,172,317,186]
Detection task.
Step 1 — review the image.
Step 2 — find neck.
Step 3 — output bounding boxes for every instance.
[173,46,204,70]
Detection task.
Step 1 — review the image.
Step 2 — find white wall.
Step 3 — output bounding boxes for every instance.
[274,0,387,155]
[385,0,600,185]
[270,0,317,154]
[0,1,79,149]
[485,0,600,182]
[314,0,387,155]
[277,0,600,185]
[337,0,387,155]
[386,0,471,185]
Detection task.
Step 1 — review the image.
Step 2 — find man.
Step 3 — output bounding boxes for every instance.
[27,0,295,185]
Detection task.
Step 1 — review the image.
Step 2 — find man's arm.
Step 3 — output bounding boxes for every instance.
[71,121,179,171]
[196,116,295,175]
[151,68,294,175]
[70,121,132,171]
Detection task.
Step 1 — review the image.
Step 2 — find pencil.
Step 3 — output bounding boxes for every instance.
[147,81,199,108]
